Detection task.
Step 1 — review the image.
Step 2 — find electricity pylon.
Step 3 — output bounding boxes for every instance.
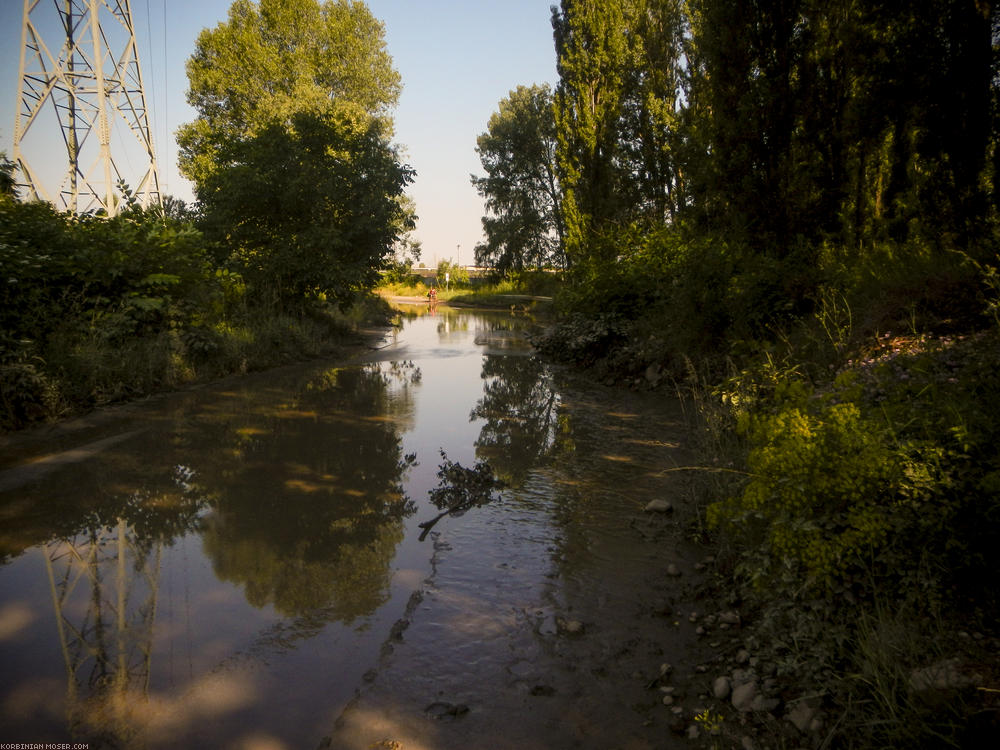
[45,518,162,743]
[13,0,161,215]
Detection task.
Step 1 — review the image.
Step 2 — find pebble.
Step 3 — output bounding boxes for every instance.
[719,610,741,626]
[712,676,732,699]
[731,681,758,712]
[644,499,673,512]
[557,618,584,635]
[787,701,817,733]
[735,649,750,665]
[662,695,675,706]
[659,663,673,676]
[666,563,682,577]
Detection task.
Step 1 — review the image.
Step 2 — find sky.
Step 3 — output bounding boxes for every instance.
[0,0,559,268]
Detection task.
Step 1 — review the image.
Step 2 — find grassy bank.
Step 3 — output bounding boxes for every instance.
[1,295,393,433]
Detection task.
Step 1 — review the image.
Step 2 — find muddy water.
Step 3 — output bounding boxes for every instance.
[0,306,710,750]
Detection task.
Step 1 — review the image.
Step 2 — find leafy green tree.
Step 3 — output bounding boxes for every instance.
[196,108,413,304]
[618,0,687,224]
[436,258,469,286]
[551,0,636,263]
[472,84,565,273]
[178,0,400,187]
[178,0,411,307]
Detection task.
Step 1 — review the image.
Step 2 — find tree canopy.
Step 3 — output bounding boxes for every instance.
[178,0,412,307]
[471,84,564,273]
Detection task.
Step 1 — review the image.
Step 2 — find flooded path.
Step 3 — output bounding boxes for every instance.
[0,306,712,749]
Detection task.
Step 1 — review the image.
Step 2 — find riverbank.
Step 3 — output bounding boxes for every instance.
[531,314,1000,748]
[0,295,396,435]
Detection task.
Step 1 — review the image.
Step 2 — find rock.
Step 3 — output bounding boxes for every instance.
[557,617,584,635]
[750,695,780,712]
[732,668,756,685]
[719,610,741,626]
[735,649,750,665]
[659,663,673,676]
[712,676,732,699]
[686,724,700,740]
[786,702,817,732]
[665,563,682,577]
[910,658,972,693]
[645,364,663,386]
[731,681,758,712]
[424,701,470,720]
[695,626,706,636]
[652,599,673,616]
[662,695,675,706]
[644,499,673,513]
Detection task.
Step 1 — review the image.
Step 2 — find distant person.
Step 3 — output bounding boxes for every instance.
[428,286,438,303]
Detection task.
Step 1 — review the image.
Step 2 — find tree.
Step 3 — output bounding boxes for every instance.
[551,0,636,263]
[178,0,400,186]
[177,0,410,306]
[196,107,413,304]
[471,84,564,274]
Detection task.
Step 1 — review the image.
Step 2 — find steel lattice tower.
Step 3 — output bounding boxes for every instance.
[13,0,161,215]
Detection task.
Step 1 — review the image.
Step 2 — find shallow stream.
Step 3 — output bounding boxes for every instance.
[0,306,711,749]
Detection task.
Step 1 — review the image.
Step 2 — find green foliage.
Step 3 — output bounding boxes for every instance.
[178,0,400,187]
[0,152,16,196]
[179,0,410,310]
[427,451,505,514]
[709,328,1000,604]
[197,107,413,307]
[709,395,902,588]
[472,84,564,273]
[435,259,469,287]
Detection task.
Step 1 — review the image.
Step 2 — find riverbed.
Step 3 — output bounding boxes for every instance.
[0,305,714,749]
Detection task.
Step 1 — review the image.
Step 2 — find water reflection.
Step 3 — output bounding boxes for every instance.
[194,363,419,619]
[1,358,420,746]
[471,353,561,485]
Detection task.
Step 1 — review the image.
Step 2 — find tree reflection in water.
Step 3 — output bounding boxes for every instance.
[196,362,419,620]
[471,351,561,485]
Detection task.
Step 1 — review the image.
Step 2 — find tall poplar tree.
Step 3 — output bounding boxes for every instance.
[551,0,636,264]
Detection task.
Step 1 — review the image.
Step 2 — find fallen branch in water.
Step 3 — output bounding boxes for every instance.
[418,451,504,541]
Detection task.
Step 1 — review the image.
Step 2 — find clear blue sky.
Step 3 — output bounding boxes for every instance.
[0,0,558,267]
